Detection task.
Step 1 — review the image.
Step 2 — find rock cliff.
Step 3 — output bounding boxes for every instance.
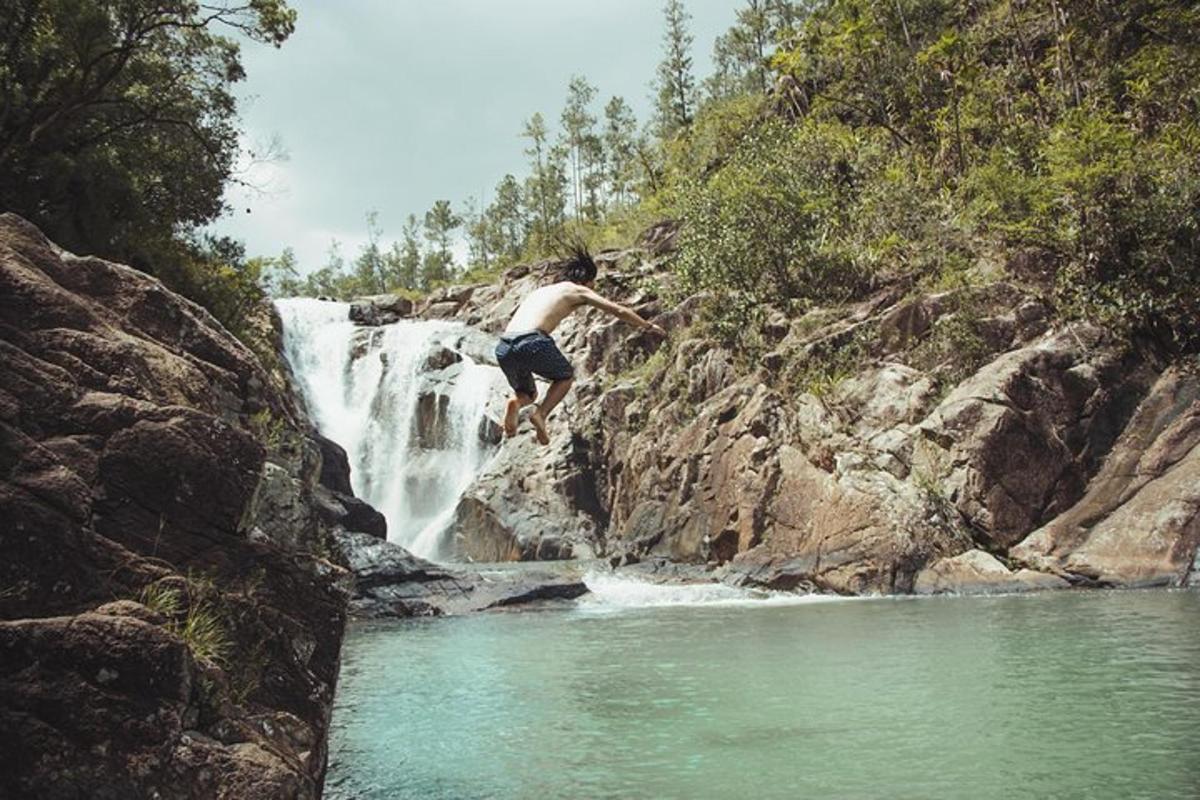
[0,215,359,798]
[404,231,1198,594]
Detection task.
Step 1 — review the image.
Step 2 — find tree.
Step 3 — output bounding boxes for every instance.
[706,1,815,102]
[256,248,301,297]
[654,0,697,137]
[560,76,599,219]
[463,196,491,272]
[603,96,640,205]
[522,114,568,247]
[486,174,527,261]
[352,212,387,294]
[707,0,772,100]
[394,215,423,291]
[302,240,348,298]
[580,131,607,221]
[0,0,295,262]
[421,200,461,288]
[521,113,553,237]
[0,0,296,339]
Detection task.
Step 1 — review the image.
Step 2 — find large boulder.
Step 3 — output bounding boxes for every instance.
[912,325,1154,550]
[0,214,349,797]
[1011,367,1200,587]
[452,424,602,562]
[913,549,1069,594]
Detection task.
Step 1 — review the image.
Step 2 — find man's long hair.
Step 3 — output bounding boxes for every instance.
[558,240,597,284]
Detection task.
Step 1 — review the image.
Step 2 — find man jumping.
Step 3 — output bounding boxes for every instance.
[495,248,666,445]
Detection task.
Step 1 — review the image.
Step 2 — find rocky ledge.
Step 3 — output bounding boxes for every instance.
[333,531,589,617]
[392,230,1199,596]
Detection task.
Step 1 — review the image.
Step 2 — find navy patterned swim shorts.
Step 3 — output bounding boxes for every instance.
[494,330,574,398]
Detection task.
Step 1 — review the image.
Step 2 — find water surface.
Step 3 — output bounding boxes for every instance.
[327,588,1200,799]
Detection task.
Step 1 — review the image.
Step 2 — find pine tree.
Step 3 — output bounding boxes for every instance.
[654,0,697,137]
[396,214,422,291]
[352,211,386,294]
[521,113,553,238]
[463,196,490,272]
[581,131,606,221]
[421,200,461,288]
[560,76,598,219]
[486,174,526,261]
[523,116,568,247]
[603,96,639,206]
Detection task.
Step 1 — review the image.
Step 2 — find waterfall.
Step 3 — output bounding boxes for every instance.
[275,297,502,560]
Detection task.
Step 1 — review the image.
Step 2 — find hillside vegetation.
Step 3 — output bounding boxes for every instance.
[3,1,1196,360]
[669,0,1200,356]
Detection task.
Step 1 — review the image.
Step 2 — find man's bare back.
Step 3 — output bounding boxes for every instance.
[505,281,660,336]
[495,255,665,446]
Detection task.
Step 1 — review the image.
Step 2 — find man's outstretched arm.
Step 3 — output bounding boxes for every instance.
[577,286,666,334]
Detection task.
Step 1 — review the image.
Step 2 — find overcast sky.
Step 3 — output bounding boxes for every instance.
[209,0,745,273]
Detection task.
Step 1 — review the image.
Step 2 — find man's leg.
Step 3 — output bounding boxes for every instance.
[504,392,536,437]
[528,377,573,445]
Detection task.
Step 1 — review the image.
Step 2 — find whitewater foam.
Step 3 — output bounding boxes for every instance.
[578,571,851,611]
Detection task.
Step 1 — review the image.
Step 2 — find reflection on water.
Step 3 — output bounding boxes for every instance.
[326,589,1200,800]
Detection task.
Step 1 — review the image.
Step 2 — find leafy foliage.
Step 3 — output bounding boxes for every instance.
[659,0,1200,352]
[0,0,296,337]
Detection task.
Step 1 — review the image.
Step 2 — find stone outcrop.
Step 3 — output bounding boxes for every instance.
[348,294,413,326]
[913,549,1069,595]
[913,325,1155,550]
[333,531,589,617]
[1011,366,1200,587]
[408,238,1197,596]
[0,214,350,798]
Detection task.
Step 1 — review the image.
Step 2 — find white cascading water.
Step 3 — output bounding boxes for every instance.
[274,297,503,560]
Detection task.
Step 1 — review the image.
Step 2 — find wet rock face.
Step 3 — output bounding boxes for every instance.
[0,214,348,798]
[426,243,1196,595]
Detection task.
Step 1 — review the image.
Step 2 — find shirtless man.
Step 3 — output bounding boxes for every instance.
[495,249,665,445]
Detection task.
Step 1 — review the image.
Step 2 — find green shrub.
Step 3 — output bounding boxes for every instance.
[673,119,887,336]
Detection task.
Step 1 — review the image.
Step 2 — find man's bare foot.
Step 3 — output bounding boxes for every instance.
[503,398,519,438]
[528,408,550,445]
